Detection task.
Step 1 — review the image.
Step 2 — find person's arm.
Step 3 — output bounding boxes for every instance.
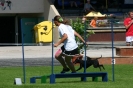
[124,20,133,29]
[54,33,68,47]
[74,31,85,44]
[90,4,95,11]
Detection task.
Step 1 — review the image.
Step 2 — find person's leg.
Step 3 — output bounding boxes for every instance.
[55,49,69,70]
[131,36,133,46]
[131,41,133,46]
[126,42,130,46]
[126,36,131,46]
[64,48,79,73]
[65,55,76,73]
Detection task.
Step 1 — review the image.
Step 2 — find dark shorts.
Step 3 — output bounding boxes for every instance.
[61,45,79,56]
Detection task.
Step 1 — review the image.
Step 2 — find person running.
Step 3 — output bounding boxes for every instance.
[53,15,86,73]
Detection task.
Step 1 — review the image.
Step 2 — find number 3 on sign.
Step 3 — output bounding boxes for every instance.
[111,59,116,64]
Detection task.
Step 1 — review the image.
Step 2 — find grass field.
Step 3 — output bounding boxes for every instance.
[0,64,133,88]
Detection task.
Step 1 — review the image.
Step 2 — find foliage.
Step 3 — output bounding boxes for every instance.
[70,18,94,52]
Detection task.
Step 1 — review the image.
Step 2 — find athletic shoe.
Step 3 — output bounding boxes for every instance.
[61,68,70,73]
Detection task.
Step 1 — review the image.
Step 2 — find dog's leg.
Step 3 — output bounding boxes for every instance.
[100,65,105,70]
[98,66,102,71]
[93,65,102,71]
[76,64,83,71]
[76,60,84,71]
[98,65,105,71]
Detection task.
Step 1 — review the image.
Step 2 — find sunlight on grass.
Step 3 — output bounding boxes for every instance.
[0,65,133,88]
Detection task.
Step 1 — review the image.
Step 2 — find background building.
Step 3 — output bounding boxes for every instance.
[0,0,59,45]
[1,0,133,45]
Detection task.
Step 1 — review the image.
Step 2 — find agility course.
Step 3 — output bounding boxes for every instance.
[26,19,118,84]
[0,16,133,86]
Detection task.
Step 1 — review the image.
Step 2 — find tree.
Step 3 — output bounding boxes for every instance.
[70,17,94,53]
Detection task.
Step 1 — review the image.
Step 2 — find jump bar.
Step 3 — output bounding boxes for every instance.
[50,72,108,84]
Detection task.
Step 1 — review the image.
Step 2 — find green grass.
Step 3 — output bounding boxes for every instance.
[0,65,133,88]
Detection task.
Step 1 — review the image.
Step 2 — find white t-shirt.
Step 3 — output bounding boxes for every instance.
[58,24,78,51]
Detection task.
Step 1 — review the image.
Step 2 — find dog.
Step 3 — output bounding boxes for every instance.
[73,55,105,71]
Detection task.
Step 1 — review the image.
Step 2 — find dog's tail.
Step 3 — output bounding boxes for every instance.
[96,55,102,60]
